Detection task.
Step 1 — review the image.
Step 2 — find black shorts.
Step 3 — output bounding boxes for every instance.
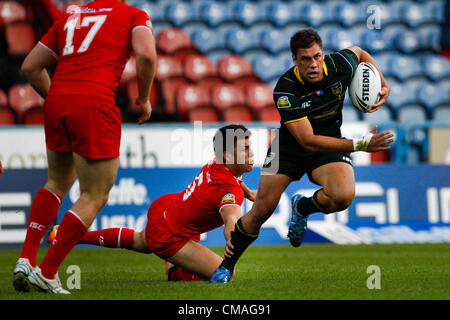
[262,140,353,184]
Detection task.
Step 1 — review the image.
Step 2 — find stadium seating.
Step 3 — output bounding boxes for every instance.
[126,78,159,115]
[183,55,218,83]
[188,107,219,123]
[258,107,280,123]
[266,2,297,27]
[22,107,44,125]
[5,22,36,56]
[0,1,26,26]
[422,55,450,82]
[0,89,8,108]
[217,55,257,84]
[233,2,266,27]
[223,106,254,123]
[397,104,428,124]
[245,83,273,112]
[199,2,232,27]
[8,84,44,121]
[211,84,246,112]
[118,57,136,93]
[0,107,16,125]
[156,28,199,62]
[176,84,210,121]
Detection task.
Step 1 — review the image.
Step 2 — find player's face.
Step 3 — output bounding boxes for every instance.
[293,43,324,83]
[234,138,254,173]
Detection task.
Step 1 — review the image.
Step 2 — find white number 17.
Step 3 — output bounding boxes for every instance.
[63,15,107,56]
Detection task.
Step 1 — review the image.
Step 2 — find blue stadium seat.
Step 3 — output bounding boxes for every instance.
[128,0,165,22]
[418,25,442,52]
[383,25,408,50]
[426,0,446,23]
[252,55,286,83]
[372,54,393,78]
[266,2,296,27]
[199,2,232,27]
[362,106,393,124]
[432,105,450,123]
[233,2,267,27]
[334,3,364,27]
[225,28,259,55]
[417,83,448,111]
[191,27,226,53]
[394,30,421,54]
[260,29,290,55]
[300,2,332,28]
[329,29,360,52]
[389,55,423,82]
[387,80,411,111]
[397,104,427,124]
[387,0,415,24]
[342,105,361,122]
[422,55,450,82]
[361,30,391,54]
[166,2,198,28]
[400,3,429,27]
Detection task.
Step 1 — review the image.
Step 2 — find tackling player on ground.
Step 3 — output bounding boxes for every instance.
[13,0,156,293]
[50,125,256,281]
[211,28,394,283]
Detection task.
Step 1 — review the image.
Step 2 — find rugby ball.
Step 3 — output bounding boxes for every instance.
[349,62,381,113]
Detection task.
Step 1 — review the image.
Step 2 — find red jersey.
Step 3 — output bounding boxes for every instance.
[39,0,152,102]
[164,159,245,238]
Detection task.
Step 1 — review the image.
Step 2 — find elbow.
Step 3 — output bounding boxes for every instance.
[300,136,318,152]
[21,61,33,78]
[136,48,156,65]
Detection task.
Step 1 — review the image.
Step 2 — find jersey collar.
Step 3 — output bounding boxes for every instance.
[293,61,328,85]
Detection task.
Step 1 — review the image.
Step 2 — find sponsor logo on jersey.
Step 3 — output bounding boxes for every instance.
[276,96,291,109]
[315,90,324,96]
[331,82,343,97]
[221,193,236,204]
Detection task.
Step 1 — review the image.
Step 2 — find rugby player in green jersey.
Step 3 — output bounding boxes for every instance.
[211,28,394,283]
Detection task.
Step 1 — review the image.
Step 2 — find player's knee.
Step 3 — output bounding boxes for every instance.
[330,192,354,212]
[79,191,110,210]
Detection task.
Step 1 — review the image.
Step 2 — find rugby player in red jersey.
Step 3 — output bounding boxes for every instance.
[13,0,156,293]
[50,125,256,281]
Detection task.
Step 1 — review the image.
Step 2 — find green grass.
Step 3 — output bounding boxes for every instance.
[1,243,449,300]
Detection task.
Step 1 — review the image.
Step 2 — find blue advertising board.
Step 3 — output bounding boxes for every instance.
[0,165,449,248]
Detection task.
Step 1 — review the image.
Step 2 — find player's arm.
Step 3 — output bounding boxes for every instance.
[21,44,58,99]
[286,118,394,153]
[345,46,390,112]
[240,181,256,202]
[220,205,242,244]
[131,27,157,124]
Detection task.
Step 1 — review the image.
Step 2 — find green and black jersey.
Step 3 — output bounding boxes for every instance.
[273,49,359,150]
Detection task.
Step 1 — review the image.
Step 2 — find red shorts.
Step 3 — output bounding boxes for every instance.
[145,194,200,259]
[44,94,121,159]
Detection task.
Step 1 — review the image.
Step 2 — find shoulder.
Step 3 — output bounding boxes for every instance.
[327,49,359,76]
[274,67,297,92]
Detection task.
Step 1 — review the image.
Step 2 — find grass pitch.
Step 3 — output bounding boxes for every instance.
[1,243,449,300]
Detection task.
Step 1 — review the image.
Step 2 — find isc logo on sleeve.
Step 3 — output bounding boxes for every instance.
[221,193,236,204]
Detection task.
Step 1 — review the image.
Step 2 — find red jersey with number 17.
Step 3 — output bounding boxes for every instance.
[164,159,245,239]
[39,0,152,102]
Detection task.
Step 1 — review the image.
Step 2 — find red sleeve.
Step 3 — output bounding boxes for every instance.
[131,8,153,33]
[217,184,244,212]
[39,22,59,56]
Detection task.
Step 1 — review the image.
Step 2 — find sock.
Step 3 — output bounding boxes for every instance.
[39,210,87,279]
[79,228,134,249]
[168,267,203,281]
[297,189,328,217]
[219,218,258,273]
[20,188,62,266]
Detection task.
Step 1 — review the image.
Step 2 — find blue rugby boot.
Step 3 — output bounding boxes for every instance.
[210,267,232,283]
[288,194,308,247]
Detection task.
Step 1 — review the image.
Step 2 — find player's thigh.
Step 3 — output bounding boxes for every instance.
[72,152,119,198]
[45,148,76,197]
[310,161,355,202]
[168,240,222,279]
[253,173,291,213]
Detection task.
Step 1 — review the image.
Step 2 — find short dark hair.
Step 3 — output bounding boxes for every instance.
[290,28,323,56]
[213,124,251,162]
